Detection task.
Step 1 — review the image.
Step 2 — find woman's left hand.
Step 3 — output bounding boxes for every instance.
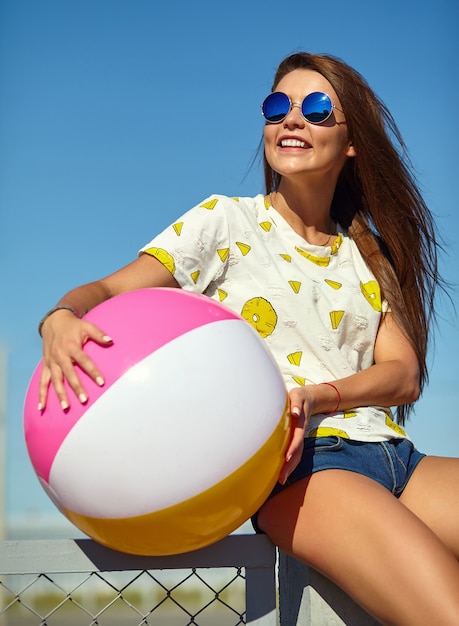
[278,386,315,485]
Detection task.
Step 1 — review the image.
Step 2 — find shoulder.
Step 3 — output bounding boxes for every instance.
[187,194,266,229]
[195,194,265,213]
[341,232,390,313]
[340,232,372,275]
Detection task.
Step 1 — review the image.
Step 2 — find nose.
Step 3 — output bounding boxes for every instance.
[283,101,305,127]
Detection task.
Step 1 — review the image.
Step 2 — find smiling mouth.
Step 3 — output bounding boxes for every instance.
[280,139,310,148]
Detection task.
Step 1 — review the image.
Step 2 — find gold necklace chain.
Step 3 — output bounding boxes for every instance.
[269,193,333,247]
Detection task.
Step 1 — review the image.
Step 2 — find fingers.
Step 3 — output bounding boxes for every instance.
[279,419,305,485]
[37,366,51,412]
[50,352,93,410]
[278,387,312,485]
[40,320,113,411]
[289,386,307,419]
[38,361,76,412]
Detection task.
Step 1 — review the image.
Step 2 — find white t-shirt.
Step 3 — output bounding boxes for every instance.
[139,194,408,442]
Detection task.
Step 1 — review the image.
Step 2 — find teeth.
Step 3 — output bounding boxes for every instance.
[281,139,307,148]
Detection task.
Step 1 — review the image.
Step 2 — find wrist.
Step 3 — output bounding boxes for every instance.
[38,305,80,337]
[320,382,341,414]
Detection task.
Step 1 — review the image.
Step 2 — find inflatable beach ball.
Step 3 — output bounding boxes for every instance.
[24,288,290,555]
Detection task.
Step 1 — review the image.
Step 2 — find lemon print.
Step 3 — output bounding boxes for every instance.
[172,222,183,236]
[190,270,200,284]
[264,197,270,210]
[385,414,407,437]
[236,242,251,256]
[145,248,176,275]
[292,376,306,386]
[309,427,349,438]
[259,221,272,232]
[343,410,357,419]
[360,280,382,312]
[232,197,239,202]
[279,254,291,262]
[287,351,303,366]
[217,248,229,262]
[200,199,218,210]
[325,279,342,290]
[241,297,277,338]
[330,233,343,254]
[217,289,228,302]
[330,310,345,330]
[288,281,301,294]
[295,246,331,267]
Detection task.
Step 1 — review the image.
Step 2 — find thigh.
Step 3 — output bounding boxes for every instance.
[400,455,459,556]
[257,469,459,625]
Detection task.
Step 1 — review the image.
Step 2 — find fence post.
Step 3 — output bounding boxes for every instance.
[278,552,379,625]
[245,559,277,625]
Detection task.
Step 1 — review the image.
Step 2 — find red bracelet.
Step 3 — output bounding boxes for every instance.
[322,382,341,414]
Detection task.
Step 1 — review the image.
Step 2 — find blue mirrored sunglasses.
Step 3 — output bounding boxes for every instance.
[261,91,343,124]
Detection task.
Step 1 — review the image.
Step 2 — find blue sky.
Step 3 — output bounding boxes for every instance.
[1,0,458,526]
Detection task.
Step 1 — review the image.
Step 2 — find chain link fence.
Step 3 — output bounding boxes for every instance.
[1,567,245,625]
[0,536,278,626]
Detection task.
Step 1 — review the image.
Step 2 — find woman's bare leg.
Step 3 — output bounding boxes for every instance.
[257,469,459,625]
[399,456,459,557]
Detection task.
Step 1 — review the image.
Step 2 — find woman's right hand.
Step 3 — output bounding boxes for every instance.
[37,254,181,412]
[38,309,113,411]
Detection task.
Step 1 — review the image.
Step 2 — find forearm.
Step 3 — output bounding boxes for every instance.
[54,281,113,318]
[309,360,421,416]
[38,280,112,338]
[42,254,179,329]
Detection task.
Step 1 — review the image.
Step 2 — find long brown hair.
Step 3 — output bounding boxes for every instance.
[264,52,441,424]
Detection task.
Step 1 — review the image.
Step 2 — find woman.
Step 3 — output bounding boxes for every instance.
[38,53,459,624]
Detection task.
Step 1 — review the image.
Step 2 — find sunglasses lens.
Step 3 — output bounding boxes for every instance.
[302,92,333,123]
[262,92,291,123]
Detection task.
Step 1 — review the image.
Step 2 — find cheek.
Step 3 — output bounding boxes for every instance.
[315,129,349,155]
[263,124,277,146]
[263,126,277,163]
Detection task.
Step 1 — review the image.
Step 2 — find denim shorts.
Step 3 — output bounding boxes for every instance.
[252,437,426,533]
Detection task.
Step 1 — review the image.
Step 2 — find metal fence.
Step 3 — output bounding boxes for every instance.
[0,535,277,626]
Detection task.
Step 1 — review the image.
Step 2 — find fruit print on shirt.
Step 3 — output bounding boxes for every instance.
[139,194,406,443]
[240,297,278,338]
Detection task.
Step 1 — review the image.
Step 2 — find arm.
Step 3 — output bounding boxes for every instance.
[39,254,178,410]
[279,312,420,484]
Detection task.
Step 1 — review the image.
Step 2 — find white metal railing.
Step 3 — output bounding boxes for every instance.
[0,534,277,625]
[1,535,380,625]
